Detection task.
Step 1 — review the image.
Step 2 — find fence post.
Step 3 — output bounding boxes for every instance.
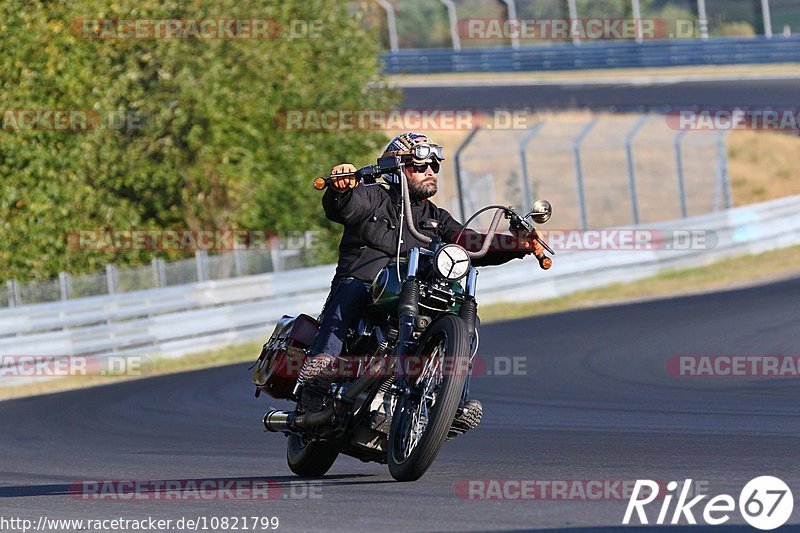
[439,0,461,51]
[573,118,598,230]
[697,0,709,39]
[567,0,581,45]
[152,257,167,287]
[376,0,399,52]
[106,264,118,294]
[674,129,689,218]
[519,121,547,211]
[195,251,209,282]
[500,0,520,49]
[631,0,643,43]
[717,130,732,209]
[625,115,649,225]
[7,280,19,307]
[454,127,481,222]
[270,247,283,273]
[233,247,246,276]
[761,0,773,38]
[58,272,72,301]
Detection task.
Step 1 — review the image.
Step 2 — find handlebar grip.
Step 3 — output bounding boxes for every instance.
[313,170,361,191]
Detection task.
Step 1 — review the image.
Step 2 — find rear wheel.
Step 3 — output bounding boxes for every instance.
[286,434,339,478]
[387,315,470,482]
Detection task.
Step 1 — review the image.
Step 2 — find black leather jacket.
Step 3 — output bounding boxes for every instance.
[323,181,527,283]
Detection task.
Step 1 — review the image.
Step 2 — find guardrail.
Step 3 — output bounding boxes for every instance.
[382,36,800,74]
[1,194,800,387]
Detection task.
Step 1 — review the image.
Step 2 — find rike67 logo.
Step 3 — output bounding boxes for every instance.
[623,476,794,530]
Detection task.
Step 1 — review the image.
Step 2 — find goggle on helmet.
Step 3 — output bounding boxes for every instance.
[384,132,445,165]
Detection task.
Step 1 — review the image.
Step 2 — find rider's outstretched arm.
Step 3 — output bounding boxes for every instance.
[322,185,374,226]
[435,208,528,267]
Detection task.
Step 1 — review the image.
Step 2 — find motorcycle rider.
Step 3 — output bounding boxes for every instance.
[303,132,544,435]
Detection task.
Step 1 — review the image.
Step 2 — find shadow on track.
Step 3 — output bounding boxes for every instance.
[0,474,394,498]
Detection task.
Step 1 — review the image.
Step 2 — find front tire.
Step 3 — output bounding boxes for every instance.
[387,315,470,482]
[286,434,339,477]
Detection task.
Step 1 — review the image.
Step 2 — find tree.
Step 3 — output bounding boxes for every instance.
[0,0,397,281]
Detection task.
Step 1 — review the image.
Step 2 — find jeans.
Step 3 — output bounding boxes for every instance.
[308,278,372,357]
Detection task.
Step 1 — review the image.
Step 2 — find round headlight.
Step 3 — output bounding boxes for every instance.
[434,244,471,281]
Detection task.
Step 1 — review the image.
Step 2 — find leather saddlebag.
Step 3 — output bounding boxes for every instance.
[252,314,319,399]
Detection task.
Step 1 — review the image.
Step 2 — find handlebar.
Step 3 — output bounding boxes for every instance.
[313,176,334,190]
[472,208,553,270]
[313,169,361,191]
[314,156,404,190]
[313,168,554,270]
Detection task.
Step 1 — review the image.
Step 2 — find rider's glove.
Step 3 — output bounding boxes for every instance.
[515,228,546,257]
[330,163,359,193]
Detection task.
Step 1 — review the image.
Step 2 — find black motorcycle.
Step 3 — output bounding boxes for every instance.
[252,155,554,481]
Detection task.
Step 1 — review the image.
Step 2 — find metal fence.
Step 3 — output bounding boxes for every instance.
[3,248,304,308]
[0,114,730,308]
[382,35,800,74]
[3,194,800,375]
[431,113,730,231]
[368,0,800,53]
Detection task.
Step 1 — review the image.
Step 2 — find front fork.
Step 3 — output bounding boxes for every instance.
[394,249,421,395]
[394,256,478,411]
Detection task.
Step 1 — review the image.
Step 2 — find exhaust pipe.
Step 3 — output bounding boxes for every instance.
[263,365,384,432]
[262,405,336,432]
[263,409,296,432]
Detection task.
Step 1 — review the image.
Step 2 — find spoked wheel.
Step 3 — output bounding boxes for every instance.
[286,433,339,478]
[387,315,470,482]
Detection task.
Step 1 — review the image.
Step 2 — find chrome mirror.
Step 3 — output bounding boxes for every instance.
[529,200,552,224]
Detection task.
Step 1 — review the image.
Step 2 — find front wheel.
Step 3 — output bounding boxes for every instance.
[286,434,339,477]
[387,315,470,482]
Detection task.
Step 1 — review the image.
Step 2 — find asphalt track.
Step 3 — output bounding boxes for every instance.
[2,275,800,531]
[401,78,800,112]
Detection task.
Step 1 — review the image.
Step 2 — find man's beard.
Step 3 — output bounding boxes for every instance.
[408,178,437,201]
